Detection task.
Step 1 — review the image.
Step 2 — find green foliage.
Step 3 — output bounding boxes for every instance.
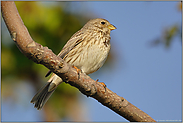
[149,2,182,49]
[2,1,91,120]
[150,24,181,48]
[2,1,91,79]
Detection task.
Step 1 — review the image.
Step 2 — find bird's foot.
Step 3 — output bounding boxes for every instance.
[72,65,81,79]
[96,79,107,91]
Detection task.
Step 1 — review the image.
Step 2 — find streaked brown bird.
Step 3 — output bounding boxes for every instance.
[31,18,116,110]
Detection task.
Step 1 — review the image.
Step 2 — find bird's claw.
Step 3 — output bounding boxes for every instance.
[96,79,107,92]
[72,65,81,79]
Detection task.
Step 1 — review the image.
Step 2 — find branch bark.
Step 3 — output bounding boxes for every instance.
[1,1,156,122]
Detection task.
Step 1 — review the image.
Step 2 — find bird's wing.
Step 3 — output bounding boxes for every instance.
[45,29,84,77]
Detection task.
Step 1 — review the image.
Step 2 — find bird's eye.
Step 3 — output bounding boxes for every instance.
[101,21,105,25]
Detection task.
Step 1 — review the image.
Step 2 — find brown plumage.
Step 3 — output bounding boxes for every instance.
[31,18,116,110]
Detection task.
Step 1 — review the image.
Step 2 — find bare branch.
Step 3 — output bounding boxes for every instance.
[1,1,156,122]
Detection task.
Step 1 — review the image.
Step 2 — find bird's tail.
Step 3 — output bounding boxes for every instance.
[31,73,63,110]
[30,82,56,110]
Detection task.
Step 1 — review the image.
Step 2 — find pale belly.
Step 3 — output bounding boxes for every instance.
[64,41,110,75]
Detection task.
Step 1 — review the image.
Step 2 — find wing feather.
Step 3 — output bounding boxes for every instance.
[45,29,84,77]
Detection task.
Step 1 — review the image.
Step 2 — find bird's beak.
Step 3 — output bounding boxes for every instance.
[108,24,116,30]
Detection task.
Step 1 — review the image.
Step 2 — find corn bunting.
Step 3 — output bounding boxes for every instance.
[31,18,116,110]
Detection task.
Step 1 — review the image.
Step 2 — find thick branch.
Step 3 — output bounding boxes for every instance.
[1,1,156,122]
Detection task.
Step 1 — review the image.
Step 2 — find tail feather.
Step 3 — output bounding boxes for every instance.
[31,82,56,110]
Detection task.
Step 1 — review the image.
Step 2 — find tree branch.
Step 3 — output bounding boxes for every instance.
[1,1,156,122]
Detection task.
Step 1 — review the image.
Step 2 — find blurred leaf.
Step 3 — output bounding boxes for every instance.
[177,1,182,12]
[149,3,182,49]
[149,24,181,48]
[2,1,116,121]
[2,1,91,121]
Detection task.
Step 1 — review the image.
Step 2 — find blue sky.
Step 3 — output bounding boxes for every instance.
[2,1,182,122]
[85,1,182,122]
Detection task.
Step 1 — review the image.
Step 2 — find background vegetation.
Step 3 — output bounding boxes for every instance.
[1,1,181,121]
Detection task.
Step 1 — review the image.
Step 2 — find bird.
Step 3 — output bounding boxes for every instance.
[30,18,116,110]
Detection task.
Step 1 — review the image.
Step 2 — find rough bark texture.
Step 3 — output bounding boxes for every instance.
[1,1,156,122]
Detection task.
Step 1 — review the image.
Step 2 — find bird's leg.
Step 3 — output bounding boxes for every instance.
[72,65,81,79]
[96,79,107,92]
